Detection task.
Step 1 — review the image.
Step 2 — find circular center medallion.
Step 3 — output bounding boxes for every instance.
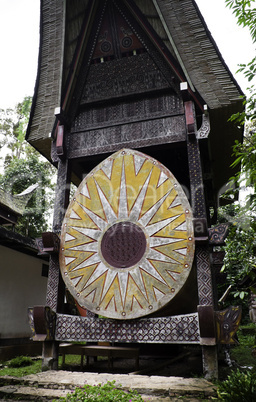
[101,221,147,268]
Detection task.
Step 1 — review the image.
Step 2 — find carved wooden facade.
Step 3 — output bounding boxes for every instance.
[27,0,243,378]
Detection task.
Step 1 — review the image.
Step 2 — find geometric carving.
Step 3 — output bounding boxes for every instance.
[82,54,170,103]
[55,313,200,344]
[46,255,60,311]
[72,94,183,132]
[59,149,195,319]
[196,247,213,306]
[68,116,186,160]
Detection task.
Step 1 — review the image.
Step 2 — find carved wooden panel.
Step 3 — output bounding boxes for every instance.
[67,116,186,160]
[91,0,143,62]
[82,53,170,103]
[72,94,183,132]
[55,313,200,344]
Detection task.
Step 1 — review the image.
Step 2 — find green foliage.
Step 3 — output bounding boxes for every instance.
[0,96,33,163]
[225,1,256,208]
[0,358,42,377]
[0,97,55,237]
[216,205,256,320]
[222,216,256,298]
[7,356,33,368]
[231,129,256,210]
[231,325,256,367]
[222,2,256,316]
[225,1,256,43]
[217,369,256,401]
[0,154,54,237]
[54,381,143,402]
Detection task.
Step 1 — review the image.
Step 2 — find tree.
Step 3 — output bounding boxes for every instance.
[225,0,256,210]
[0,96,34,166]
[0,97,55,238]
[217,2,256,321]
[217,204,256,319]
[0,155,54,237]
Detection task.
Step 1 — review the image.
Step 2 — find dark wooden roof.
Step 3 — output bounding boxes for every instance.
[26,0,244,198]
[0,185,38,226]
[0,226,45,259]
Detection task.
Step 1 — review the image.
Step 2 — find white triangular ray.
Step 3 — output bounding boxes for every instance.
[65,256,76,265]
[72,253,101,271]
[65,233,76,241]
[157,171,168,188]
[101,159,113,179]
[70,227,102,240]
[118,161,128,219]
[174,222,187,231]
[101,270,118,302]
[138,190,171,227]
[153,287,165,301]
[149,236,183,247]
[175,248,187,256]
[145,215,181,237]
[70,210,81,219]
[78,202,107,231]
[130,270,148,300]
[80,183,90,198]
[132,296,143,310]
[84,289,96,303]
[140,259,167,285]
[116,271,128,305]
[169,194,181,208]
[134,154,145,175]
[95,181,117,224]
[71,276,82,286]
[69,242,98,252]
[167,271,181,281]
[147,248,179,264]
[83,262,108,288]
[129,169,152,221]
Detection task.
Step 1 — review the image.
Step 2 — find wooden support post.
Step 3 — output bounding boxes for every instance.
[42,341,59,371]
[182,85,218,379]
[42,158,71,370]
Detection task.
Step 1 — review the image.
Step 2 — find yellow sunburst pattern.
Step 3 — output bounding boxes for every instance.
[59,149,195,319]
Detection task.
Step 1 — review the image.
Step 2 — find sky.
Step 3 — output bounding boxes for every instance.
[0,0,40,110]
[0,0,255,110]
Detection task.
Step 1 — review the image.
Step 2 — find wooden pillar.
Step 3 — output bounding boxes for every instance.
[183,90,218,379]
[43,158,71,370]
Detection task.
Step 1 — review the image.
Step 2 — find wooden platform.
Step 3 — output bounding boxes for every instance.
[59,343,140,371]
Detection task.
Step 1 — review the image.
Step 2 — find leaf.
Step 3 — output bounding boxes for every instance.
[240,291,245,299]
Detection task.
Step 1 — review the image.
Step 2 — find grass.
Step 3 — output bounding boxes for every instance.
[0,358,42,377]
[230,325,256,369]
[0,354,84,377]
[52,381,144,402]
[60,354,82,367]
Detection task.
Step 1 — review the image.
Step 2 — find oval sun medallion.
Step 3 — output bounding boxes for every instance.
[59,149,195,319]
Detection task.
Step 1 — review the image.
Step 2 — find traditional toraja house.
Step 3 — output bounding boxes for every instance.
[26,0,244,378]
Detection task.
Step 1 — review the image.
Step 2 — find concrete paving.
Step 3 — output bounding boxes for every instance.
[0,370,217,401]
